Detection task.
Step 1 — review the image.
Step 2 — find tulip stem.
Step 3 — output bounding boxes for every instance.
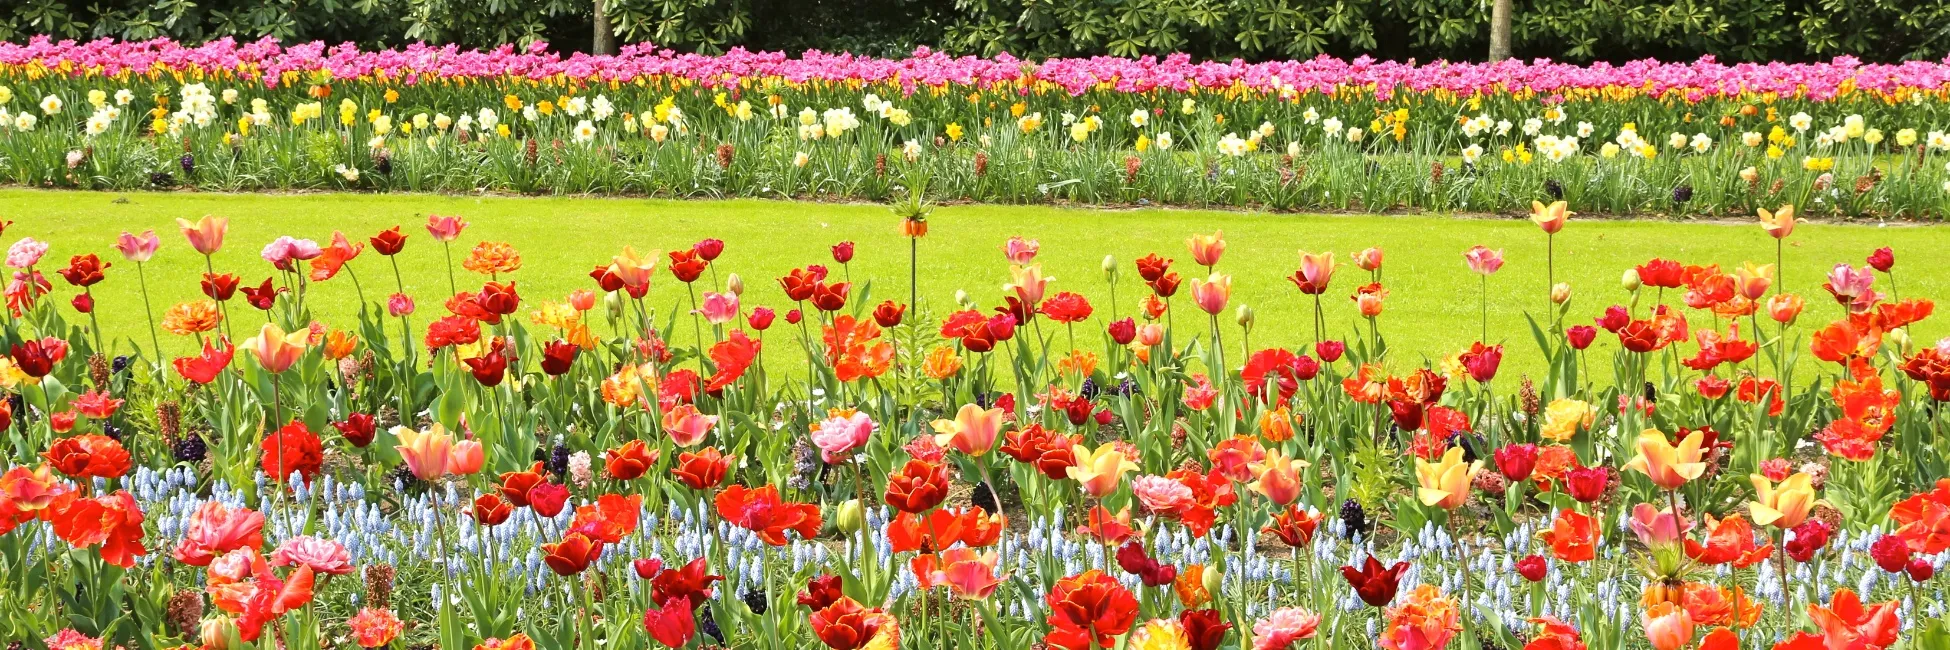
[136,262,162,371]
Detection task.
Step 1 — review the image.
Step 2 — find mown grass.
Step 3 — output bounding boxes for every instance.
[8,188,1949,381]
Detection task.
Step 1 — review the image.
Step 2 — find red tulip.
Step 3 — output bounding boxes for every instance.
[541,532,602,575]
[200,272,240,301]
[748,307,775,330]
[463,341,508,386]
[1515,555,1548,582]
[672,447,730,490]
[693,238,725,261]
[172,340,233,384]
[44,434,132,479]
[472,494,512,526]
[604,440,658,480]
[1339,555,1408,607]
[540,340,578,376]
[649,557,723,607]
[831,241,855,264]
[260,420,324,485]
[811,282,850,312]
[1115,542,1177,586]
[332,413,377,447]
[872,300,905,327]
[1564,466,1608,503]
[641,597,695,649]
[1868,247,1894,272]
[475,281,520,316]
[714,485,820,545]
[1566,325,1597,350]
[667,249,707,283]
[884,460,950,514]
[57,254,110,287]
[241,277,281,310]
[1179,609,1231,650]
[798,574,845,610]
[1494,444,1539,481]
[528,482,569,518]
[1044,570,1139,650]
[370,227,407,255]
[1107,318,1135,344]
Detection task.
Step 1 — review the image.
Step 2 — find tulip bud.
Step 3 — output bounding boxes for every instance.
[1234,304,1254,329]
[1102,254,1118,278]
[1888,327,1910,353]
[834,499,865,535]
[1200,564,1223,596]
[955,290,974,309]
[1621,269,1642,292]
[201,615,239,650]
[1551,283,1571,305]
[726,272,745,295]
[604,291,625,318]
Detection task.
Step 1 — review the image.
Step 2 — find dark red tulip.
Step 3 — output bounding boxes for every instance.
[332,413,377,447]
[1494,444,1539,481]
[370,227,408,255]
[201,272,240,301]
[831,241,855,264]
[693,238,725,261]
[872,301,905,328]
[1867,247,1894,273]
[748,307,776,331]
[1107,318,1136,345]
[1340,555,1409,607]
[1515,555,1548,582]
[541,340,578,376]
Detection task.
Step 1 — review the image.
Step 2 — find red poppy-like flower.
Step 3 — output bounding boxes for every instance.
[648,556,724,607]
[425,315,482,350]
[370,227,408,255]
[672,447,731,490]
[667,249,708,283]
[883,460,950,514]
[56,254,110,287]
[604,440,657,481]
[1803,589,1900,650]
[541,532,603,575]
[1541,509,1598,563]
[715,485,821,545]
[1044,570,1139,650]
[260,421,324,485]
[810,597,901,650]
[1041,292,1093,324]
[241,277,281,310]
[1636,258,1685,288]
[173,340,234,384]
[641,596,696,649]
[472,494,513,526]
[1340,555,1409,607]
[568,494,643,544]
[1685,514,1774,568]
[1241,348,1303,404]
[43,434,131,479]
[48,489,147,568]
[705,331,761,393]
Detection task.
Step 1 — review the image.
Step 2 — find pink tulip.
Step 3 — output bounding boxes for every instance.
[393,423,453,481]
[1191,273,1231,315]
[449,439,485,475]
[1464,245,1504,275]
[426,214,469,242]
[1353,247,1383,272]
[388,293,415,317]
[662,404,718,447]
[695,291,739,325]
[1002,237,1039,264]
[811,411,874,463]
[114,230,161,262]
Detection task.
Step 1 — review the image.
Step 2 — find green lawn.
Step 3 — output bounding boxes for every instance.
[7,188,1949,381]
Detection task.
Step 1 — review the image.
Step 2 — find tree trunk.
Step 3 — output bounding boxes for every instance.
[1487,0,1514,61]
[593,0,617,55]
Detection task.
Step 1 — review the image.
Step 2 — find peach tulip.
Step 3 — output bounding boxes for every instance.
[1067,442,1139,498]
[1414,446,1481,509]
[1641,602,1695,650]
[1191,273,1231,315]
[1136,323,1165,347]
[1749,472,1817,529]
[1353,247,1382,272]
[242,322,309,374]
[931,403,1005,457]
[176,216,229,256]
[1767,293,1804,325]
[1625,429,1707,490]
[1006,264,1051,306]
[1187,230,1225,267]
[1758,204,1795,239]
[393,424,453,481]
[449,439,485,475]
[1530,200,1571,234]
[929,548,1004,600]
[1292,251,1337,294]
[663,405,718,447]
[1734,262,1773,301]
[609,246,659,289]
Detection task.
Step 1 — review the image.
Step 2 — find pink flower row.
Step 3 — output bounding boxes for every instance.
[6,36,1950,99]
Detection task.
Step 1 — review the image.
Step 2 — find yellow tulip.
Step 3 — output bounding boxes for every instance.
[608,246,660,289]
[1066,442,1138,498]
[1624,429,1707,490]
[1415,446,1481,509]
[1749,472,1817,529]
[1249,448,1307,506]
[241,322,309,374]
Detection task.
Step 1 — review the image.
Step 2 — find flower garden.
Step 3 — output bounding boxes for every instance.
[5,38,1950,216]
[3,34,1950,650]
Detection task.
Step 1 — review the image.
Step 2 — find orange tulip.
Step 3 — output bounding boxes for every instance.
[1768,293,1804,325]
[931,403,1005,457]
[1530,200,1571,234]
[1759,204,1795,239]
[1624,429,1707,490]
[1187,231,1225,267]
[1067,442,1138,498]
[242,322,309,374]
[1415,446,1481,509]
[392,424,453,481]
[608,246,659,289]
[177,215,229,255]
[928,548,1003,600]
[1734,262,1774,301]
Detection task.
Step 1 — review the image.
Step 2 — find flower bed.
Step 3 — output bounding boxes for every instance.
[1,202,1947,649]
[5,38,1950,215]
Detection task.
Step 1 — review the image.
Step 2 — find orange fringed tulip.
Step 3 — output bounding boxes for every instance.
[1530,200,1571,234]
[1414,446,1481,509]
[1624,429,1707,490]
[242,322,309,374]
